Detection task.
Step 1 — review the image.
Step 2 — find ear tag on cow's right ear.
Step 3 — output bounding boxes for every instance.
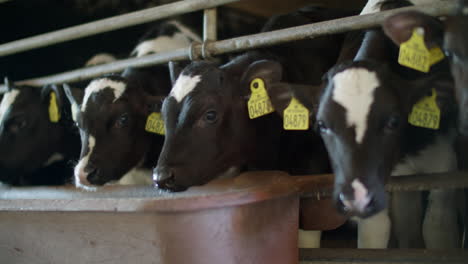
[398,28,431,73]
[408,88,440,130]
[283,97,309,130]
[247,78,274,119]
[48,92,60,123]
[145,112,165,135]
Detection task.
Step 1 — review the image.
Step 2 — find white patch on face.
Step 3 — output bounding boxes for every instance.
[332,68,379,144]
[360,0,382,15]
[132,33,192,57]
[74,135,97,191]
[85,53,116,67]
[352,179,371,209]
[0,89,20,125]
[43,153,64,167]
[81,78,126,112]
[71,102,79,123]
[392,134,457,176]
[169,74,201,102]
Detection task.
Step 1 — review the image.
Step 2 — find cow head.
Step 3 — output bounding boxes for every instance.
[383,7,468,133]
[154,56,282,191]
[65,75,164,190]
[315,60,452,217]
[0,81,67,185]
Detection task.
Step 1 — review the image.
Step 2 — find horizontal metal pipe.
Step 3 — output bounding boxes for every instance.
[299,248,468,263]
[0,0,239,57]
[0,2,458,92]
[299,170,468,199]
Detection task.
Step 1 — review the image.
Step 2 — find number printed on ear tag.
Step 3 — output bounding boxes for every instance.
[398,28,431,73]
[247,78,274,119]
[145,112,165,135]
[408,88,440,130]
[283,97,309,130]
[49,92,60,123]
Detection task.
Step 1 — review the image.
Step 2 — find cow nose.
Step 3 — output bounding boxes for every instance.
[153,166,176,190]
[339,192,373,213]
[86,168,100,184]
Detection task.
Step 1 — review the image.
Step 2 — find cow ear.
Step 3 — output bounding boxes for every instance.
[266,82,322,117]
[41,84,65,122]
[63,83,84,122]
[382,11,444,48]
[398,73,455,115]
[240,60,282,97]
[144,95,166,115]
[168,61,189,85]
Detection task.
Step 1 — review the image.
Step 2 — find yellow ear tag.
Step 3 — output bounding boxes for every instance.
[398,28,431,73]
[429,46,445,66]
[145,112,165,135]
[48,92,60,123]
[283,97,309,130]
[247,78,274,119]
[408,88,440,130]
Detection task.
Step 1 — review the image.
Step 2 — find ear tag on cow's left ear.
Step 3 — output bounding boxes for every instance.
[48,92,60,123]
[408,88,440,130]
[398,28,431,73]
[429,46,445,66]
[247,78,274,119]
[283,97,309,130]
[145,112,165,135]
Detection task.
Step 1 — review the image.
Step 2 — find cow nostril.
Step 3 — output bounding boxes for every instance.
[153,167,176,188]
[86,168,100,184]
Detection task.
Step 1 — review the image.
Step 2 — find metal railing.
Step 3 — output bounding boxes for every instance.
[0,0,459,92]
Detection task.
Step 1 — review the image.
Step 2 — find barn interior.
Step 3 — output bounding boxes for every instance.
[0,0,467,263]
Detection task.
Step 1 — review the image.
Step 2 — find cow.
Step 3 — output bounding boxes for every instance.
[382,0,468,134]
[267,0,463,249]
[0,80,80,186]
[153,6,354,249]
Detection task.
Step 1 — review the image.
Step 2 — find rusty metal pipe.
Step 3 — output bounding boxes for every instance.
[0,2,458,92]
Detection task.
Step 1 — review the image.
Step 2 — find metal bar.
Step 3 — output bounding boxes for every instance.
[0,0,239,57]
[0,1,458,92]
[299,171,468,199]
[203,8,218,41]
[299,248,468,264]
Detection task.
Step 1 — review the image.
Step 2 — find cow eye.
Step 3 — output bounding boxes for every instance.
[204,110,218,123]
[8,119,27,134]
[385,116,400,131]
[114,114,129,128]
[316,120,330,134]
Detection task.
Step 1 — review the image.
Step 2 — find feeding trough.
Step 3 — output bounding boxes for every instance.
[0,171,343,264]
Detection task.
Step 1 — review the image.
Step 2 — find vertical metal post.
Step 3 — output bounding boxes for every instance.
[203,8,218,42]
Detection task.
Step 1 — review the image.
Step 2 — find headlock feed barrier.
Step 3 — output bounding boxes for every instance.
[0,0,467,263]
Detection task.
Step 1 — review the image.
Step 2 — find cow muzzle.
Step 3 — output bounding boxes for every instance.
[153,166,186,192]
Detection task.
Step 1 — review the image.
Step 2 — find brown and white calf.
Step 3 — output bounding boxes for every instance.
[0,81,80,186]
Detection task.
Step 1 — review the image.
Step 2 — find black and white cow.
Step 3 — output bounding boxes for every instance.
[0,81,80,186]
[153,6,353,248]
[271,0,463,249]
[382,0,468,134]
[66,19,202,190]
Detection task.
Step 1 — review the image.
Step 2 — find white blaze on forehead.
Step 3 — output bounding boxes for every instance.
[82,78,126,112]
[0,89,20,124]
[360,0,382,15]
[74,135,97,191]
[132,20,201,58]
[332,68,379,144]
[132,33,192,57]
[170,74,201,102]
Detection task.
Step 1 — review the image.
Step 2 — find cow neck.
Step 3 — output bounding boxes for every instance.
[56,98,81,161]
